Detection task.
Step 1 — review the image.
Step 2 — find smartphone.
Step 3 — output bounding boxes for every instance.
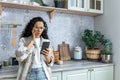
[41,42,50,53]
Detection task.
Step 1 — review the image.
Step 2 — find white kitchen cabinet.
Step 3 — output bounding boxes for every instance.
[62,69,89,80]
[61,66,113,80]
[67,0,103,13]
[0,65,113,80]
[67,0,87,11]
[0,1,102,19]
[52,72,61,80]
[92,66,113,80]
[87,0,103,13]
[1,72,62,80]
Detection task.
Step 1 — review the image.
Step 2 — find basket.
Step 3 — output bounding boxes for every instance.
[86,48,101,60]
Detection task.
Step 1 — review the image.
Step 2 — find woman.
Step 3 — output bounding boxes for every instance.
[15,17,54,80]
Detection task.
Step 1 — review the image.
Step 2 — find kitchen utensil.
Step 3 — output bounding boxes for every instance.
[58,41,71,61]
[11,25,17,47]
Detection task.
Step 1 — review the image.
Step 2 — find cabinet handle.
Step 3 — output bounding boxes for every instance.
[87,9,89,11]
[88,69,94,72]
[91,69,94,71]
[88,69,91,71]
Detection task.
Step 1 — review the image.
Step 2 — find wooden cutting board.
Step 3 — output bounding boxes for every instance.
[58,42,71,61]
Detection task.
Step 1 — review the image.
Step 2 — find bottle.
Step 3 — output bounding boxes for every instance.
[74,46,82,60]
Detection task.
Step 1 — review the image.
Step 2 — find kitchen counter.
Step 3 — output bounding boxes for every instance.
[52,60,113,72]
[0,60,114,79]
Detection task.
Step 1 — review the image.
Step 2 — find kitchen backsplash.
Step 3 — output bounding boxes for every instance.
[0,8,94,61]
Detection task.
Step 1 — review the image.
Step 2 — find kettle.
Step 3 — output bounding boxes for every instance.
[74,46,82,60]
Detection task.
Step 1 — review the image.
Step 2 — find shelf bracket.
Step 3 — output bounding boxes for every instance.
[49,9,56,23]
[0,4,2,18]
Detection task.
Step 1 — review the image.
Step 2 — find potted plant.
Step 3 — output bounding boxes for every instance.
[54,0,64,8]
[101,39,112,63]
[82,29,104,60]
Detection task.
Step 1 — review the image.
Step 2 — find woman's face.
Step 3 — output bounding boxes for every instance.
[32,21,45,38]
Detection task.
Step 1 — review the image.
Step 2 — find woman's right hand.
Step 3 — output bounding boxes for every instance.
[32,29,36,41]
[26,30,36,50]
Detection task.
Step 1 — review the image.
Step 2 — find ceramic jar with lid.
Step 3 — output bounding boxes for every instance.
[74,46,82,60]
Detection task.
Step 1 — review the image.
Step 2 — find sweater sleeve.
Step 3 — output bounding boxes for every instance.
[15,38,34,62]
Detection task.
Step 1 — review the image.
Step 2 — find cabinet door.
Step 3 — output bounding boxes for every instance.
[87,0,103,13]
[91,66,113,80]
[62,69,88,80]
[67,0,87,11]
[52,72,61,80]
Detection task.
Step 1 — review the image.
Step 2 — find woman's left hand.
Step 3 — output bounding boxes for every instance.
[41,48,50,56]
[41,48,51,63]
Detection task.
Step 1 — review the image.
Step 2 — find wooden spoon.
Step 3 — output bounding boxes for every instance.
[11,25,17,47]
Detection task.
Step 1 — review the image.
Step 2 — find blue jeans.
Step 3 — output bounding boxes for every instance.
[29,67,48,80]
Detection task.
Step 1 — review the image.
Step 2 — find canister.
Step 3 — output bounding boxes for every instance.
[3,60,10,66]
[74,46,82,60]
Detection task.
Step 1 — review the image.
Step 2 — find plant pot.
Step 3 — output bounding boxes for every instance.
[101,54,111,63]
[54,1,64,8]
[86,48,101,60]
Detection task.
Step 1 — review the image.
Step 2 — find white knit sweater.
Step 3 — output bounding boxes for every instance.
[15,36,54,80]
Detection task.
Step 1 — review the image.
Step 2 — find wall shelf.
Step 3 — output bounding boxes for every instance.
[1,24,22,27]
[0,2,102,22]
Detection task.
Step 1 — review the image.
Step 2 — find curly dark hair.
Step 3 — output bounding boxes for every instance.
[20,17,48,39]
